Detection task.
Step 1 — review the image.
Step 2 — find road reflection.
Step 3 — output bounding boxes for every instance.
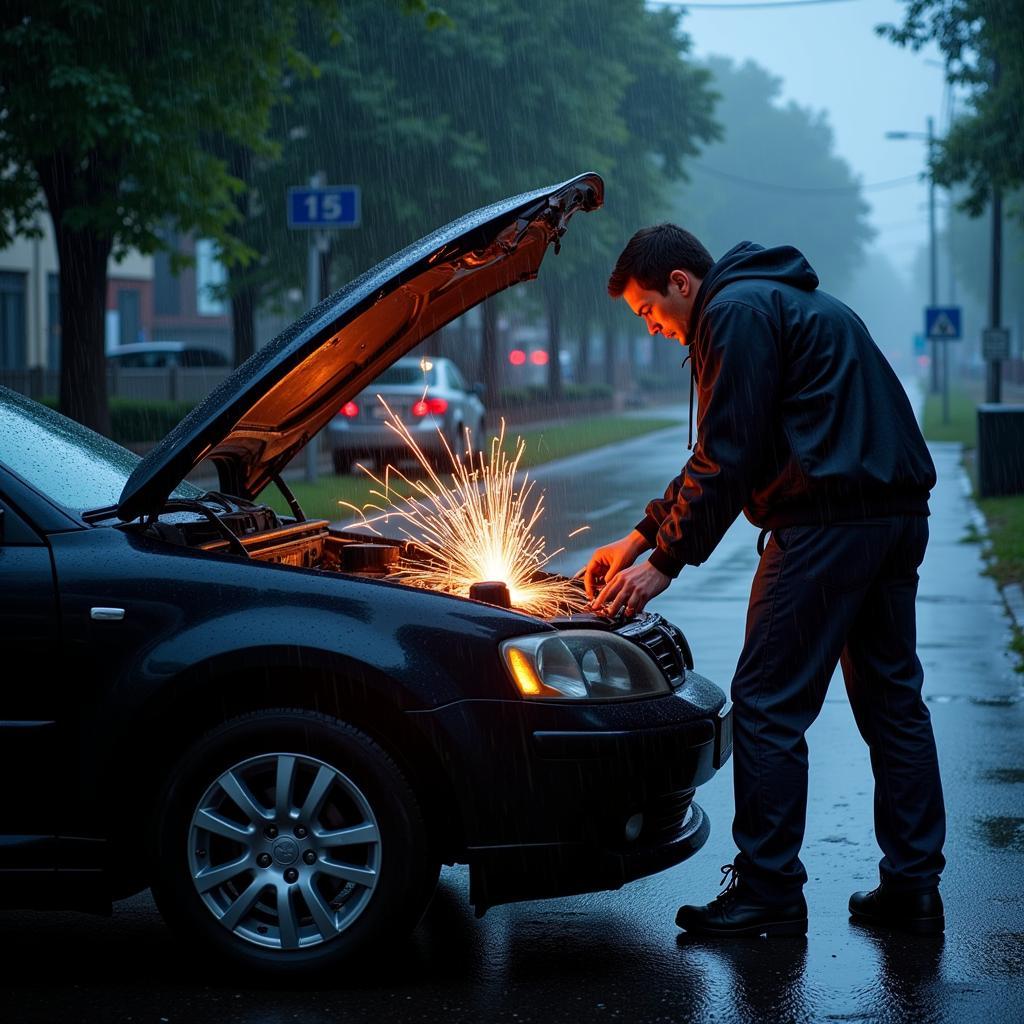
[676,933,810,1023]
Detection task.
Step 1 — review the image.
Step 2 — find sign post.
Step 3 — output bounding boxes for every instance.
[925,306,961,427]
[290,177,362,482]
[982,327,1010,362]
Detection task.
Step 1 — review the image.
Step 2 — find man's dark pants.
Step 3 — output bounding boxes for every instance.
[730,514,946,904]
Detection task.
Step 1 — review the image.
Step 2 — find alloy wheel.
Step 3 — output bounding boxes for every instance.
[186,752,382,950]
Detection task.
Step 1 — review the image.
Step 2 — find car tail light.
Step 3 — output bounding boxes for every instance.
[340,401,359,417]
[412,397,448,417]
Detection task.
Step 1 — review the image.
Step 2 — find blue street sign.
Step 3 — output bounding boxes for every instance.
[925,306,961,341]
[287,186,360,229]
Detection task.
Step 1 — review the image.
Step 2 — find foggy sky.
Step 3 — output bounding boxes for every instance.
[651,0,948,283]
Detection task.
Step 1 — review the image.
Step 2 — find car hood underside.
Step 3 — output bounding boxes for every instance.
[116,173,603,522]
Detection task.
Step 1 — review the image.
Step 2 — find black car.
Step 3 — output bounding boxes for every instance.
[0,174,731,975]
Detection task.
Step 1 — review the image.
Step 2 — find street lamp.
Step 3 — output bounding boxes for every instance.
[885,118,940,398]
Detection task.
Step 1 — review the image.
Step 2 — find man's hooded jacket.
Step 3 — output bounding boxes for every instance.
[636,241,937,578]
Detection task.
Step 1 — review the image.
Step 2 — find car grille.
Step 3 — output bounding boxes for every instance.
[640,789,696,843]
[619,614,692,688]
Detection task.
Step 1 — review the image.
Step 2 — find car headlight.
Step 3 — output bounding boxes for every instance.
[500,630,671,701]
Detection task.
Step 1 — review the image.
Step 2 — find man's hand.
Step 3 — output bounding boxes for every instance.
[591,559,671,618]
[580,530,650,601]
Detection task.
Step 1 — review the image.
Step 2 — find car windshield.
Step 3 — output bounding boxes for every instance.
[374,363,437,387]
[0,388,202,513]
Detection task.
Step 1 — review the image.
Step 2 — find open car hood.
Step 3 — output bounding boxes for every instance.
[116,172,604,522]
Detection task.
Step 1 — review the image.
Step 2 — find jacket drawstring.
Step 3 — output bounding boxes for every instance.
[681,352,694,451]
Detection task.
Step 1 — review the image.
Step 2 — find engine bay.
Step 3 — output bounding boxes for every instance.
[133,489,693,686]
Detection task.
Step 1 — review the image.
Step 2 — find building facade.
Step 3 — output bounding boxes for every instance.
[0,210,231,377]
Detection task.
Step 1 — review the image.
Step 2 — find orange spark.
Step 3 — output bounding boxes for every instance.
[339,398,588,618]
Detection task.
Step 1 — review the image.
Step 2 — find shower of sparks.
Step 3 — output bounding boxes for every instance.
[339,398,589,618]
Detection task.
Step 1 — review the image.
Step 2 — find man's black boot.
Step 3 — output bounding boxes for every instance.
[849,884,944,935]
[675,864,808,938]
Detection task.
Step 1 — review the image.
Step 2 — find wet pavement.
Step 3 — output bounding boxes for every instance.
[3,398,1023,1023]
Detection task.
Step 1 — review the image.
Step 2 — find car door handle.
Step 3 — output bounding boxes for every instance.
[91,607,126,621]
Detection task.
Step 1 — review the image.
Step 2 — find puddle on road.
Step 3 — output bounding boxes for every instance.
[975,815,1024,851]
[982,768,1024,784]
[925,693,1023,706]
[980,931,1024,978]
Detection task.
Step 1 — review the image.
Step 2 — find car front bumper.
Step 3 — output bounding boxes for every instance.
[407,670,731,913]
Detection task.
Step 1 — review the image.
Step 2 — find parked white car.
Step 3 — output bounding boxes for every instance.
[327,356,486,473]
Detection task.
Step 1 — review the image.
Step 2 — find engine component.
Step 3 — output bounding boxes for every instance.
[340,543,400,576]
[469,581,512,608]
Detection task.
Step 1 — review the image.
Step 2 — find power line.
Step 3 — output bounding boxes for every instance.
[693,164,921,195]
[647,0,861,10]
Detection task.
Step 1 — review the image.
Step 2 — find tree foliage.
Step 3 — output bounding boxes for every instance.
[0,0,441,430]
[231,0,718,394]
[878,0,1024,217]
[0,1,321,259]
[0,1,321,430]
[669,57,874,293]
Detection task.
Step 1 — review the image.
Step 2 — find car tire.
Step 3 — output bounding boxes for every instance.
[150,708,439,977]
[332,451,352,475]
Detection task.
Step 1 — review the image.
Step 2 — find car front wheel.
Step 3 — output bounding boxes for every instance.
[151,708,438,976]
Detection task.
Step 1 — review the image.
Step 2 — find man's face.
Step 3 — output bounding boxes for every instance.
[622,270,701,346]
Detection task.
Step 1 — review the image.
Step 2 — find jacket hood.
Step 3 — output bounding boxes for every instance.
[116,173,603,522]
[689,241,819,336]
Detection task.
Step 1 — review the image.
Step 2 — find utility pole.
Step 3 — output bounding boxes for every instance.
[927,116,940,395]
[985,60,1003,405]
[886,121,942,395]
[986,186,1003,404]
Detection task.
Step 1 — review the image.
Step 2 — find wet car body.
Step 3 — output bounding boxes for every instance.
[0,173,731,973]
[326,356,487,472]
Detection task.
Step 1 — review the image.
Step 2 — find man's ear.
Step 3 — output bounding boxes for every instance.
[669,269,690,296]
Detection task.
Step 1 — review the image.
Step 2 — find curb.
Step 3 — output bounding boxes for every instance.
[1003,583,1024,630]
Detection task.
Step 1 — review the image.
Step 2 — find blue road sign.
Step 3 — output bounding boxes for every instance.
[925,306,961,341]
[287,186,360,229]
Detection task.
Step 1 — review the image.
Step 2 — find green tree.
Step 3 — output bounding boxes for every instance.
[945,190,1024,347]
[215,2,458,365]
[669,57,874,293]
[308,0,715,400]
[0,1,325,432]
[217,1,715,402]
[878,0,1024,218]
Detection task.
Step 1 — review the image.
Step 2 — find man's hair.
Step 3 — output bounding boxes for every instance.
[607,224,714,298]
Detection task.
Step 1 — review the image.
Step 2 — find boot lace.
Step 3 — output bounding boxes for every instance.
[709,863,741,907]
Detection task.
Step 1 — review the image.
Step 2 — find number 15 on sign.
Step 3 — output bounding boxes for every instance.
[287,186,361,229]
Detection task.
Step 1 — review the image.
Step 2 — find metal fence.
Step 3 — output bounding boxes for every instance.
[0,367,232,404]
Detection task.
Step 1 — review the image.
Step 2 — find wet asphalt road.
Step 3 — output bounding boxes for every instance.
[3,409,1023,1023]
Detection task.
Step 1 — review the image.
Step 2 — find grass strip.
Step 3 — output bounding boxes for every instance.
[264,414,680,522]
[921,389,977,446]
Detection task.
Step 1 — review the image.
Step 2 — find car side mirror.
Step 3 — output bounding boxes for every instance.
[472,382,486,400]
